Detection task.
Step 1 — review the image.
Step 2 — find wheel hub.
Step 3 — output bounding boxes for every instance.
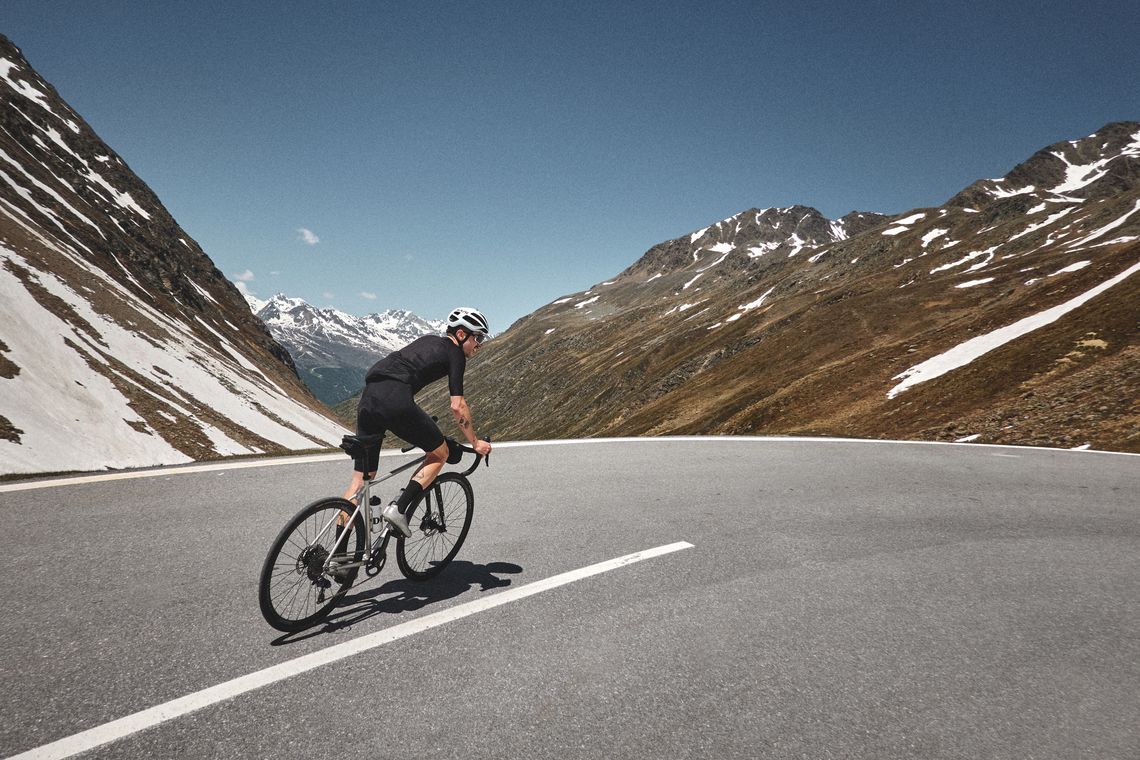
[419,513,443,536]
[297,544,330,582]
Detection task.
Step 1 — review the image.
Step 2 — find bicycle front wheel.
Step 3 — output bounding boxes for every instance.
[396,473,474,580]
[258,497,365,632]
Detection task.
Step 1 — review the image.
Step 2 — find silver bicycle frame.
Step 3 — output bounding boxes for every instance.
[322,454,427,572]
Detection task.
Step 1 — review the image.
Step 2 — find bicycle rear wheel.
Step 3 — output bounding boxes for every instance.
[396,472,474,580]
[258,497,365,632]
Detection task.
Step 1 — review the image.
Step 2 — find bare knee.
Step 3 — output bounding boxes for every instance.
[425,441,448,464]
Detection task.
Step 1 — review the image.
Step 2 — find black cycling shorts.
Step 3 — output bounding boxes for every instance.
[354,379,445,473]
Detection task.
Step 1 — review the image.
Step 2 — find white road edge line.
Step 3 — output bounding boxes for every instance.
[5,435,1136,493]
[8,541,695,760]
[0,453,346,494]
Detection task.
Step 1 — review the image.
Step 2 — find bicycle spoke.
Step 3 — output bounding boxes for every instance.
[259,500,362,631]
[279,577,309,617]
[396,474,473,579]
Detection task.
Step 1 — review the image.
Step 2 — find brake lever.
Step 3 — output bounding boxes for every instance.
[454,436,491,476]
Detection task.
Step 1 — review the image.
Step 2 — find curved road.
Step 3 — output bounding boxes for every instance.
[1,438,1138,759]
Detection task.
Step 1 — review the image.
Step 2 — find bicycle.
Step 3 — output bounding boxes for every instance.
[258,434,489,632]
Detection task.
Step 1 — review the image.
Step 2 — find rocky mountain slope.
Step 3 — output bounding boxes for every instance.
[419,121,1140,452]
[245,292,443,405]
[0,35,348,476]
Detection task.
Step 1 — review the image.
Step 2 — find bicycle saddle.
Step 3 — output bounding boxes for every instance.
[339,434,384,457]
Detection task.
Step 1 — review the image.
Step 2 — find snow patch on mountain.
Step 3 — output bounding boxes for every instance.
[1,37,353,475]
[1066,198,1140,250]
[889,260,1140,398]
[0,56,80,132]
[1,242,347,475]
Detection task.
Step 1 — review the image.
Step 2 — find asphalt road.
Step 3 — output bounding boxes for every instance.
[1,438,1138,759]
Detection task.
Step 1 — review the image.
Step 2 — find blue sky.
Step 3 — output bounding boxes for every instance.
[4,1,1138,331]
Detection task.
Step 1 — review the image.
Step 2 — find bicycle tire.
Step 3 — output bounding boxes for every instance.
[396,472,474,580]
[258,497,366,632]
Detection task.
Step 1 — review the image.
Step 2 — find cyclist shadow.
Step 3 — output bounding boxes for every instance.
[270,560,523,646]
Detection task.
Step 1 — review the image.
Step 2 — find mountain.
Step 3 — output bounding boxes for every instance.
[244,293,444,405]
[619,206,887,284]
[0,34,348,476]
[418,121,1140,452]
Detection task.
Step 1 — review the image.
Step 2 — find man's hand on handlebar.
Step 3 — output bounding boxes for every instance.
[473,439,492,457]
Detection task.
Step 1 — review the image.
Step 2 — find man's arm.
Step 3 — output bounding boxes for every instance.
[450,395,479,446]
[450,395,492,456]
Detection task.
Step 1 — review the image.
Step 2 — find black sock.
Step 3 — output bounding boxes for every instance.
[395,481,423,514]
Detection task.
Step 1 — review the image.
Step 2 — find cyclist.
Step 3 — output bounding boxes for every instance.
[341,307,493,537]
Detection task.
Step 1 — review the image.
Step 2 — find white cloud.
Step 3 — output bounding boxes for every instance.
[233,269,255,282]
[322,291,335,299]
[297,228,320,246]
[360,291,377,300]
[270,270,281,276]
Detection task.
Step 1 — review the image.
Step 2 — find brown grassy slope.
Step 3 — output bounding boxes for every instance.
[394,123,1140,451]
[430,240,1138,451]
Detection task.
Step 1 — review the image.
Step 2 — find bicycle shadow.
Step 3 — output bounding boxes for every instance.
[269,559,523,646]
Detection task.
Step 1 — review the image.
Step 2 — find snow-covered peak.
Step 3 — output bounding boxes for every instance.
[363,308,443,335]
[241,289,268,314]
[688,206,889,260]
[242,292,445,403]
[248,294,443,346]
[620,205,890,282]
[253,293,308,319]
[957,121,1140,207]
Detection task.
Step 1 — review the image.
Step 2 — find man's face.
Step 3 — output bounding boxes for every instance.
[460,330,484,358]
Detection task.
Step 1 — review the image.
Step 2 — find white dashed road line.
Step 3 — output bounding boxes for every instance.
[8,541,695,760]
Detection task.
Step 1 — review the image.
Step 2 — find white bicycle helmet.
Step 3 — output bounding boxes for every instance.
[447,306,490,337]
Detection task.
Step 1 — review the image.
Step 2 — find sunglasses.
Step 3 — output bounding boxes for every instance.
[467,331,488,345]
